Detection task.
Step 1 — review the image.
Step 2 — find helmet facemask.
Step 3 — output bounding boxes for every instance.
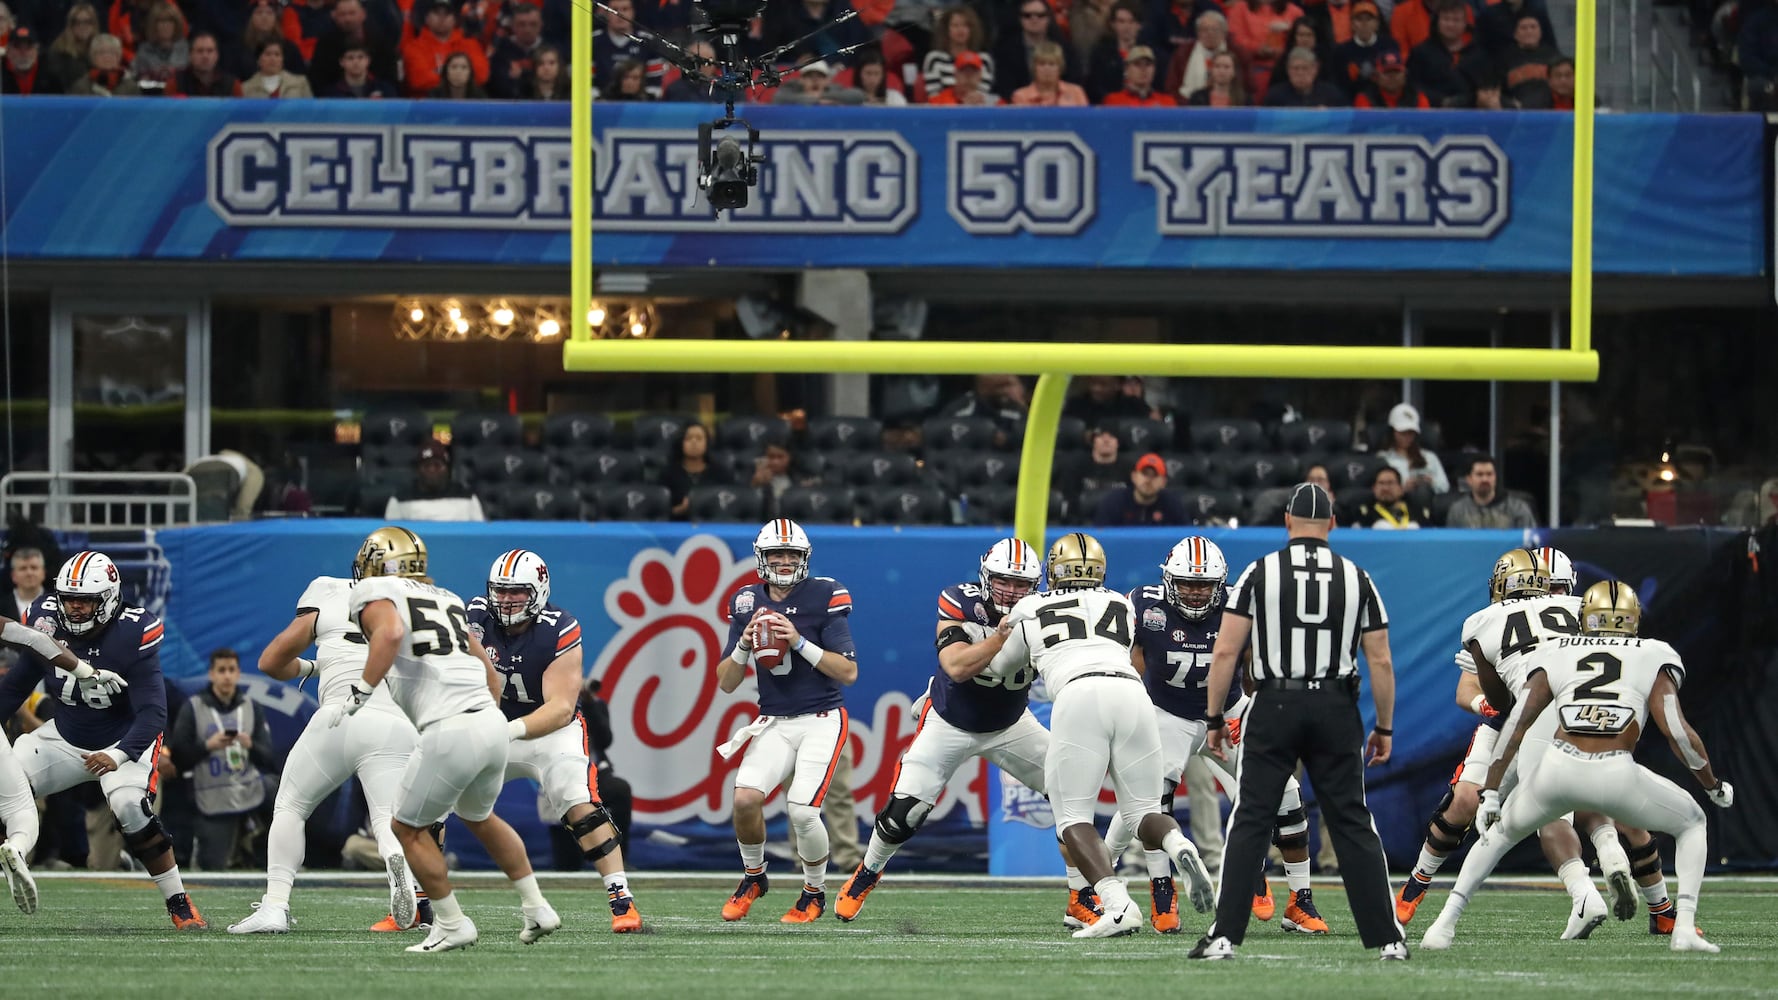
[489,583,539,628]
[1165,574,1222,621]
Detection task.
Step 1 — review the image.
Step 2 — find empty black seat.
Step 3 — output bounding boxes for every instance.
[543,412,614,452]
[1229,452,1301,490]
[472,448,549,484]
[1278,418,1353,455]
[451,412,523,451]
[807,416,882,452]
[1170,487,1244,525]
[564,448,644,485]
[1078,485,1119,519]
[866,485,952,525]
[717,415,791,452]
[778,485,855,524]
[1327,451,1388,491]
[961,485,1067,526]
[1336,485,1375,518]
[922,416,999,453]
[1164,453,1214,488]
[1053,416,1088,451]
[1188,417,1266,453]
[632,412,692,452]
[501,485,580,520]
[1117,417,1174,455]
[844,450,920,487]
[591,482,671,521]
[361,443,419,473]
[687,485,765,522]
[362,408,431,449]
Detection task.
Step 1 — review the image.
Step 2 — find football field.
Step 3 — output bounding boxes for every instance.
[6,876,1772,998]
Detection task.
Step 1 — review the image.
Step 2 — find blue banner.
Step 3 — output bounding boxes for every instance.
[0,99,1762,275]
[149,519,1520,870]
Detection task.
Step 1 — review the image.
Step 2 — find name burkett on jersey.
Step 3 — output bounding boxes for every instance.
[1554,637,1645,648]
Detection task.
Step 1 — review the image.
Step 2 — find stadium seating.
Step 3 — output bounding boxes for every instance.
[1164,453,1216,488]
[1278,418,1354,455]
[1228,452,1301,491]
[543,412,615,453]
[1170,487,1244,525]
[960,485,1067,526]
[686,484,765,522]
[866,484,952,525]
[1052,416,1088,450]
[451,412,523,452]
[844,451,921,488]
[590,483,671,521]
[362,408,432,450]
[1326,452,1389,491]
[471,448,550,485]
[1189,417,1266,453]
[562,448,645,486]
[1116,417,1173,455]
[717,416,791,452]
[807,416,882,452]
[632,413,692,454]
[922,415,999,453]
[499,485,581,520]
[778,485,856,524]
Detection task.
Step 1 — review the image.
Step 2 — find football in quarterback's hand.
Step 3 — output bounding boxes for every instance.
[751,614,790,671]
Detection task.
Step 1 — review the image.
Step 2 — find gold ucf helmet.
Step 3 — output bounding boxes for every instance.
[1488,548,1549,603]
[1047,532,1107,590]
[1580,580,1642,636]
[352,526,429,581]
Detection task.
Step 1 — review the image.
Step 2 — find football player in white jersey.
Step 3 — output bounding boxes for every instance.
[998,533,1215,939]
[228,574,424,935]
[1421,581,1730,954]
[338,527,559,954]
[1394,548,1623,939]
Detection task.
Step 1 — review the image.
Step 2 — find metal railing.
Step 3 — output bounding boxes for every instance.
[0,473,199,530]
[1605,0,1707,111]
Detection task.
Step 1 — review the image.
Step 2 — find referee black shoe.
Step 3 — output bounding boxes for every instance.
[1380,941,1410,961]
[1188,934,1235,960]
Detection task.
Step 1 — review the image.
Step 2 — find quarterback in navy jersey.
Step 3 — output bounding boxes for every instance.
[0,551,206,930]
[468,548,641,933]
[715,519,857,925]
[1111,537,1324,935]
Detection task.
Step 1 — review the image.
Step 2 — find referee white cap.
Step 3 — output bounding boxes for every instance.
[1286,482,1334,520]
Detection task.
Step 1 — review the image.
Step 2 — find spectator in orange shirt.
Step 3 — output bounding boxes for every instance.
[1549,56,1574,109]
[1226,0,1304,102]
[1391,0,1470,57]
[280,0,333,63]
[402,0,488,96]
[1353,50,1430,106]
[927,48,1002,104]
[1101,44,1174,105]
[1011,40,1088,105]
[1184,49,1248,105]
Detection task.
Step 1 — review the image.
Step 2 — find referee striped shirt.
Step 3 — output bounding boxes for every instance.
[1225,538,1388,681]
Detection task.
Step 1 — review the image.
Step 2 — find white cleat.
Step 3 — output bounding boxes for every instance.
[1072,896,1141,939]
[1670,926,1720,954]
[1605,869,1638,922]
[1419,918,1456,951]
[1172,842,1216,914]
[519,902,561,944]
[228,901,291,934]
[1380,941,1410,961]
[386,854,418,930]
[1561,889,1609,940]
[407,917,478,953]
[0,842,38,915]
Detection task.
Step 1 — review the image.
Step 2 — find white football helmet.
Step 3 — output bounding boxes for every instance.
[56,551,123,636]
[488,549,551,627]
[1535,546,1576,595]
[979,537,1043,615]
[754,518,812,588]
[1161,536,1227,621]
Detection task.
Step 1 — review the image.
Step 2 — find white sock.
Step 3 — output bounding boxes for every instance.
[151,867,186,901]
[739,840,766,874]
[370,813,403,863]
[1284,859,1311,894]
[1065,865,1089,891]
[1641,879,1671,908]
[1557,858,1593,904]
[432,890,465,928]
[512,873,546,908]
[802,858,827,893]
[602,871,630,897]
[863,832,897,873]
[1143,850,1172,880]
[1094,876,1132,911]
[264,809,303,908]
[1412,844,1448,881]
[1590,825,1629,873]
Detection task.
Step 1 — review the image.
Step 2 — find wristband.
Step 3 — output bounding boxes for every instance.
[508,718,528,740]
[1204,714,1224,731]
[1373,726,1393,737]
[1469,694,1487,715]
[295,658,318,681]
[795,636,825,666]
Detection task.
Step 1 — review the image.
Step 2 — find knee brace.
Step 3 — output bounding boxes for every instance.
[1160,779,1178,817]
[108,789,154,834]
[1427,789,1470,852]
[872,794,933,846]
[428,820,447,851]
[1628,838,1663,880]
[121,811,173,864]
[1272,806,1309,851]
[566,804,622,863]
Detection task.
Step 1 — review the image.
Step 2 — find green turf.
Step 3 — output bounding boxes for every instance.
[5,878,1771,998]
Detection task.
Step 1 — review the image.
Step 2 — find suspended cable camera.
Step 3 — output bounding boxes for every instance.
[593,0,869,213]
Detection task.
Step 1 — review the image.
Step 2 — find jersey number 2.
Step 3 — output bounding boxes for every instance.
[1574,651,1624,700]
[407,598,471,656]
[1037,599,1131,648]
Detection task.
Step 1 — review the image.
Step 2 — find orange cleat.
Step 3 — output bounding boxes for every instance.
[1150,877,1180,934]
[1283,888,1330,935]
[835,864,881,922]
[1064,887,1104,930]
[1395,875,1431,926]
[722,871,769,921]
[610,892,642,933]
[1649,907,1702,937]
[370,914,407,932]
[1253,879,1276,922]
[780,885,826,924]
[168,893,208,932]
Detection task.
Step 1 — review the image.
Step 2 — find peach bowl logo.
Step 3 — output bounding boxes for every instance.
[589,534,989,827]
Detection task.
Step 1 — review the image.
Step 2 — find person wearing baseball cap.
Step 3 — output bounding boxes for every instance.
[1354,48,1429,106]
[1101,44,1175,106]
[928,48,1002,105]
[1378,403,1450,495]
[1328,0,1400,97]
[773,57,864,105]
[1092,453,1189,527]
[2,25,63,95]
[378,441,486,522]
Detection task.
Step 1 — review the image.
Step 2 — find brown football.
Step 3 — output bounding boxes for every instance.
[751,615,790,671]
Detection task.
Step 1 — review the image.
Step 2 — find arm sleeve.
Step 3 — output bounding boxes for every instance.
[720,595,749,660]
[118,652,169,760]
[1426,451,1451,494]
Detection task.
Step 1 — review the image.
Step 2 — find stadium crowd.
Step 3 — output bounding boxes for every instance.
[0,0,1579,108]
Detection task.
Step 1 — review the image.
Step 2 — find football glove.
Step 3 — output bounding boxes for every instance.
[342,678,375,717]
[1707,782,1734,808]
[1477,789,1503,830]
[77,668,130,698]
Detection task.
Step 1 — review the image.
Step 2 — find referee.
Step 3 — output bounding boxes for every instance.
[1189,483,1406,961]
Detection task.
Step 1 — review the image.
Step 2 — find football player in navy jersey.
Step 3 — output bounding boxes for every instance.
[468,548,642,933]
[0,551,207,930]
[716,519,858,924]
[836,538,1104,928]
[1109,537,1328,935]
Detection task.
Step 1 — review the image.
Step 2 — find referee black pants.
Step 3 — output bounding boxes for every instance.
[1209,685,1402,949]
